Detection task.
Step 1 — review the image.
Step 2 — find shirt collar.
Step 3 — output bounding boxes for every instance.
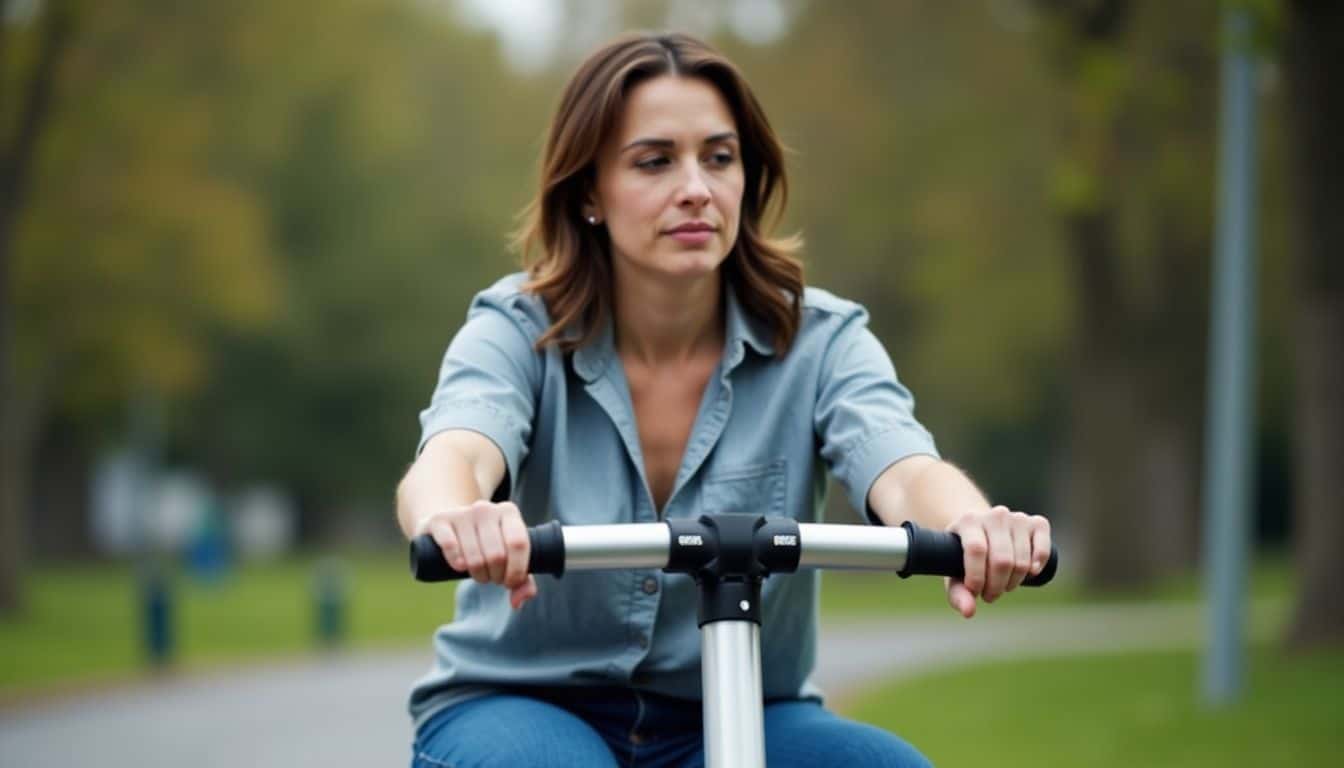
[572,316,615,383]
[723,282,777,364]
[571,281,776,384]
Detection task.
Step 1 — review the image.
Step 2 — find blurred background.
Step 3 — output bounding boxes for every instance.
[1,0,1340,765]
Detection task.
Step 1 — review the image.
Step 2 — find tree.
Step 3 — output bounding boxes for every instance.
[1031,0,1228,589]
[1282,0,1344,649]
[172,0,547,536]
[1031,0,1158,589]
[1,0,73,613]
[731,1,1070,515]
[2,0,282,612]
[7,0,571,565]
[1121,1,1220,573]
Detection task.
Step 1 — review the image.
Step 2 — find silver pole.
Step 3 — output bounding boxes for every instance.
[1202,6,1260,706]
[556,522,916,572]
[796,523,909,570]
[702,620,766,768]
[560,523,668,570]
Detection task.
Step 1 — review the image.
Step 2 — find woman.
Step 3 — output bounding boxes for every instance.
[397,32,1051,768]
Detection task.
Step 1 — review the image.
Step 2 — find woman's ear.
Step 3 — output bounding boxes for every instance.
[582,188,603,225]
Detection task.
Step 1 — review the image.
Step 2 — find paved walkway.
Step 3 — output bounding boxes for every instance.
[0,603,1215,767]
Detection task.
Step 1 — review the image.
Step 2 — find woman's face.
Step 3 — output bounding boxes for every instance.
[589,75,745,283]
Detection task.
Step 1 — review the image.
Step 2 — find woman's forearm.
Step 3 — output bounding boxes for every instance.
[867,455,990,529]
[395,431,503,538]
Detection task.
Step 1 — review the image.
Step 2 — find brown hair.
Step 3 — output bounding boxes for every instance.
[515,32,803,354]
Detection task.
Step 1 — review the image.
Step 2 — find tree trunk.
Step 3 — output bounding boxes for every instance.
[1142,218,1210,573]
[0,2,73,613]
[1286,299,1344,648]
[1142,420,1200,573]
[1034,0,1160,592]
[1065,210,1153,590]
[31,417,95,558]
[0,274,15,614]
[0,382,44,612]
[1283,0,1344,649]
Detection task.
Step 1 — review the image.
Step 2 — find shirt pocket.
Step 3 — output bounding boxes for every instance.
[702,459,787,517]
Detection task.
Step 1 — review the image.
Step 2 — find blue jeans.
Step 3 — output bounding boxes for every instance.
[411,686,932,767]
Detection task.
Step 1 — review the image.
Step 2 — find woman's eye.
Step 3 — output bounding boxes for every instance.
[636,156,669,170]
[708,151,736,166]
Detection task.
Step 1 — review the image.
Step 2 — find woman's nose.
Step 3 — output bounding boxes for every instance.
[677,162,711,207]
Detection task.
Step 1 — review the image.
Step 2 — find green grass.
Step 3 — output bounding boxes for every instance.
[842,646,1344,766]
[0,551,1295,697]
[0,552,455,693]
[818,552,1293,617]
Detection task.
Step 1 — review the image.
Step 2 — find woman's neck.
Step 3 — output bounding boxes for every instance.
[612,267,724,368]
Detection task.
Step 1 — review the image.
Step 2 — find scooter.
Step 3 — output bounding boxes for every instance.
[411,515,1058,768]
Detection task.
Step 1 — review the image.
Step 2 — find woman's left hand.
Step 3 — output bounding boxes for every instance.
[944,505,1051,618]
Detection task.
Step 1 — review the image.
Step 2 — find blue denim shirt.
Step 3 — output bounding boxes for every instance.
[408,273,938,728]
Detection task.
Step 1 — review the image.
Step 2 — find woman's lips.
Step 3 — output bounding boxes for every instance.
[664,223,716,245]
[668,229,714,245]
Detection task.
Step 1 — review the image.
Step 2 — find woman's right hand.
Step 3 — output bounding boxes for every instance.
[417,500,538,609]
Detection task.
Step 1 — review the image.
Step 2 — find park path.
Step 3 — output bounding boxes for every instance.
[0,603,1210,767]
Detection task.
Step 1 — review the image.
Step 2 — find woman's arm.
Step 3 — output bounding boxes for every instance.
[866,454,986,531]
[396,429,537,608]
[396,430,505,538]
[867,455,1051,618]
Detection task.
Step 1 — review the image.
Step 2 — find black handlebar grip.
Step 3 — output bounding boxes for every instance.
[898,521,1058,587]
[410,534,463,582]
[1025,546,1059,587]
[410,520,567,582]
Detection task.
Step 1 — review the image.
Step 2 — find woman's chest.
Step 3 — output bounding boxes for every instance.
[530,355,818,523]
[624,361,717,508]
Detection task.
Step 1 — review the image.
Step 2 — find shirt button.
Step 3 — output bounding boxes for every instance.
[638,634,649,650]
[642,577,659,595]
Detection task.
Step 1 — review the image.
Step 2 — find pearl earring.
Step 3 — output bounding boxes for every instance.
[587,215,598,225]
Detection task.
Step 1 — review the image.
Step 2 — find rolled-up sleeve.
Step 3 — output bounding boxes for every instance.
[417,294,541,497]
[814,312,938,519]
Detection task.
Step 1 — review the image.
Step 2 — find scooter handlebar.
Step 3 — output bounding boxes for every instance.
[410,517,1058,587]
